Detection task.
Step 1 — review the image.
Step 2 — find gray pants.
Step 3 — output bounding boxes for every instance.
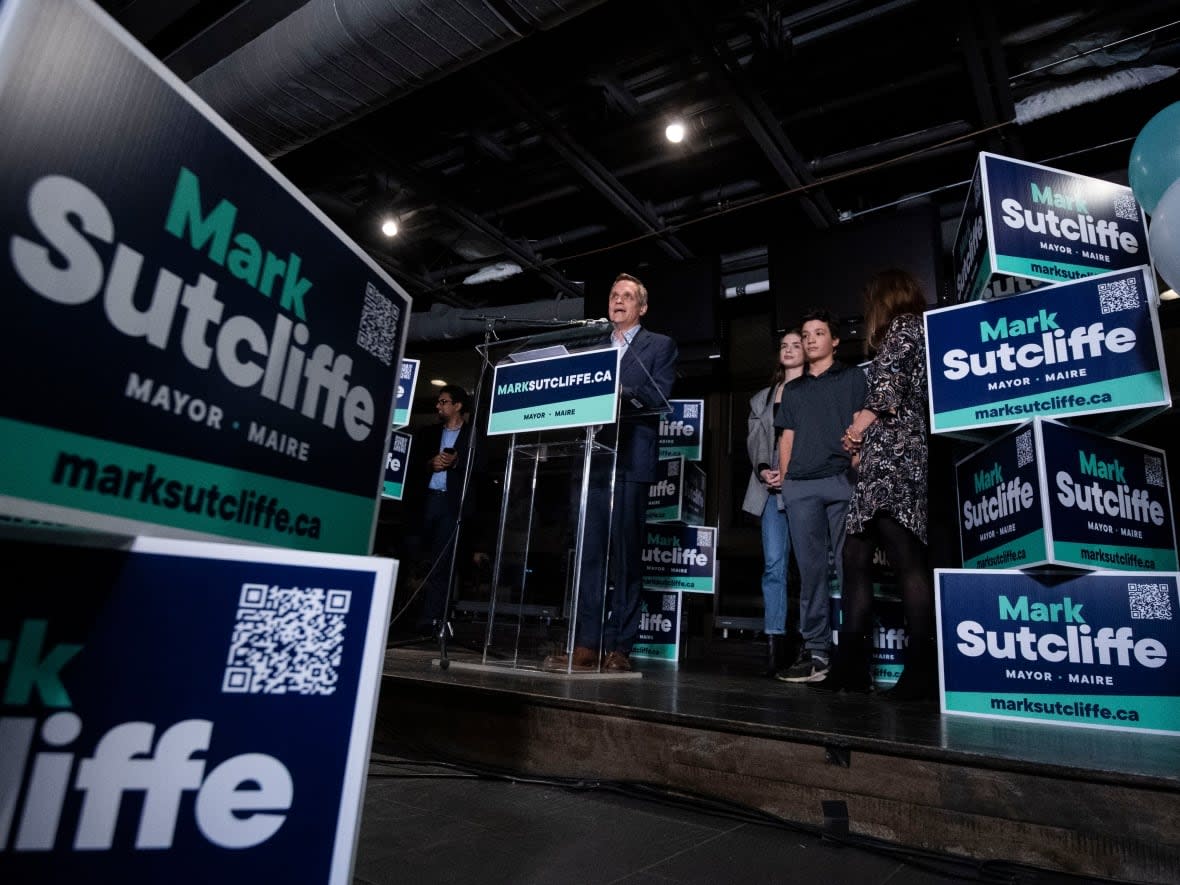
[781,472,854,656]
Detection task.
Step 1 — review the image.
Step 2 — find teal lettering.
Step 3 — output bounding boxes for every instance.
[2,619,82,707]
[163,166,235,265]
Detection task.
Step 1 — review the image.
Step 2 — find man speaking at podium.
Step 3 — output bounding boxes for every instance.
[545,273,678,673]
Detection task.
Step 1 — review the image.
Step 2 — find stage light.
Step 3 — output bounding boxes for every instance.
[665,121,685,143]
[430,378,447,387]
[380,217,399,237]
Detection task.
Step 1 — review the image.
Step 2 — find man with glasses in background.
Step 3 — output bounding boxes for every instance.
[405,384,474,635]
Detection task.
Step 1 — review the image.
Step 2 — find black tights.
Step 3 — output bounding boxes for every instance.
[841,513,933,640]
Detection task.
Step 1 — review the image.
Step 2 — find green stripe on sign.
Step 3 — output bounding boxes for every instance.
[945,691,1180,734]
[1051,541,1176,572]
[644,577,713,593]
[0,417,375,553]
[963,529,1045,569]
[488,392,618,434]
[933,372,1166,432]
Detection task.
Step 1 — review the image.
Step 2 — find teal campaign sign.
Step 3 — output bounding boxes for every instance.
[632,589,682,662]
[936,569,1180,735]
[658,399,703,461]
[925,266,1169,436]
[486,347,619,436]
[647,455,683,522]
[381,429,412,500]
[953,152,1149,303]
[391,358,419,428]
[642,523,716,593]
[0,529,396,883]
[0,0,411,554]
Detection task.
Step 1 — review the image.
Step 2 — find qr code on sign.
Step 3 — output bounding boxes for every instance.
[1016,430,1033,468]
[1097,277,1140,314]
[357,282,399,366]
[393,434,409,454]
[222,583,351,695]
[696,529,712,548]
[1128,582,1173,620]
[662,593,677,612]
[1112,192,1141,222]
[1144,454,1163,487]
[683,403,699,419]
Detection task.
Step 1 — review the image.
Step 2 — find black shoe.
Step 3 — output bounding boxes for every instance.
[809,631,872,693]
[881,635,939,702]
[764,633,787,677]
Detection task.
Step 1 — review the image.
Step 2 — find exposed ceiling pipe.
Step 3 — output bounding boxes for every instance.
[408,297,587,341]
[188,0,608,160]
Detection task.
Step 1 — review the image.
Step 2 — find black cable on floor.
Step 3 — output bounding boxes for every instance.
[365,749,1122,885]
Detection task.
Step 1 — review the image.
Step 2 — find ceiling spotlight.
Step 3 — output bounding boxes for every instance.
[665,121,686,144]
[1162,288,1178,301]
[429,378,447,387]
[380,217,399,237]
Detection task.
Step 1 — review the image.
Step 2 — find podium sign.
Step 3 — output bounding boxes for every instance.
[0,531,396,883]
[936,569,1180,735]
[924,266,1169,436]
[487,347,620,436]
[391,358,420,428]
[0,0,410,554]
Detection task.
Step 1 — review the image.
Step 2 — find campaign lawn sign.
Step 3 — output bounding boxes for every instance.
[631,590,682,663]
[955,418,1176,572]
[642,523,716,593]
[924,266,1169,437]
[936,568,1180,735]
[830,590,904,687]
[390,358,419,428]
[0,529,396,882]
[953,152,1149,303]
[647,455,683,523]
[380,430,412,500]
[0,0,411,554]
[683,462,706,526]
[658,399,704,461]
[486,347,620,436]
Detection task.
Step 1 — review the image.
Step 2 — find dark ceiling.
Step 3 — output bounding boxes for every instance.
[97,0,1180,337]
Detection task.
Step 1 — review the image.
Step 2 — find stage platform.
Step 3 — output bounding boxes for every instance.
[374,642,1180,884]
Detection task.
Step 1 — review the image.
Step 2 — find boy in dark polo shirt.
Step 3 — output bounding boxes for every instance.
[774,309,866,682]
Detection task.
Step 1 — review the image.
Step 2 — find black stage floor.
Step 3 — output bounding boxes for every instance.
[367,639,1180,885]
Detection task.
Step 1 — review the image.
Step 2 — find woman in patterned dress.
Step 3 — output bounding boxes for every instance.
[813,268,935,700]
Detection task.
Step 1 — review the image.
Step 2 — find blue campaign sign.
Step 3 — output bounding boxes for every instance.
[955,423,1048,569]
[1038,419,1176,571]
[641,523,716,593]
[390,359,420,429]
[658,399,704,461]
[924,266,1169,435]
[632,590,682,663]
[487,347,619,435]
[647,455,683,523]
[0,1,410,554]
[0,530,396,882]
[381,430,413,500]
[936,569,1180,734]
[683,462,706,526]
[980,153,1148,285]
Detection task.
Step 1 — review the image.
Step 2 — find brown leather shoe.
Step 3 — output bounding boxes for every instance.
[603,650,631,672]
[542,645,598,672]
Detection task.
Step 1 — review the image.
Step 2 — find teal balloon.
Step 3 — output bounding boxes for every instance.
[1149,178,1180,293]
[1129,102,1180,216]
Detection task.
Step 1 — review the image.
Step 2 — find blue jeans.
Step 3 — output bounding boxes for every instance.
[759,492,790,635]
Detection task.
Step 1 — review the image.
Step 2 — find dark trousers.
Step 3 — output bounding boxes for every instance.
[576,476,647,654]
[417,490,461,629]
